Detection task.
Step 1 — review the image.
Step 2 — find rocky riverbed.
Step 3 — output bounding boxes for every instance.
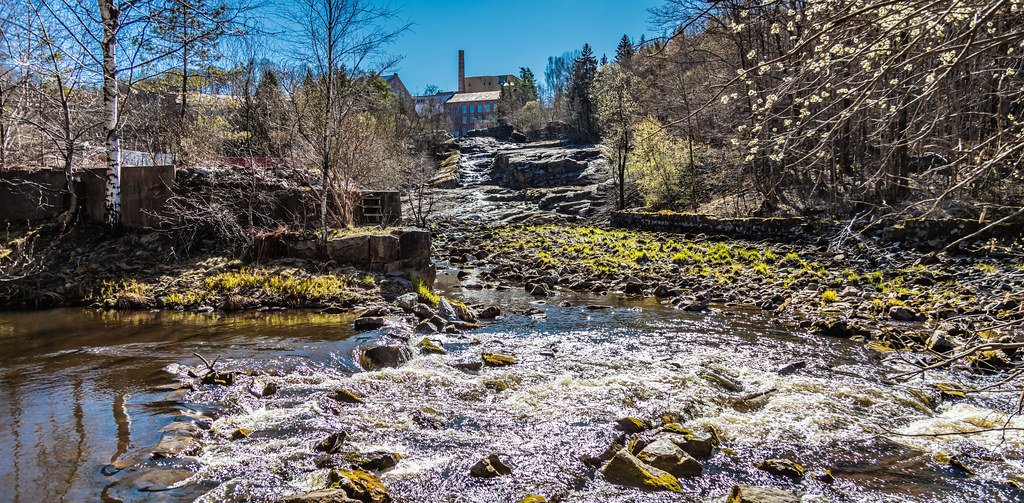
[434,223,1024,378]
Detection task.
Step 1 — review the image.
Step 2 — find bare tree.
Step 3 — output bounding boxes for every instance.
[285,0,408,241]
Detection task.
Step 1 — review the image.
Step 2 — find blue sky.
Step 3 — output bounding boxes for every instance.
[387,0,664,94]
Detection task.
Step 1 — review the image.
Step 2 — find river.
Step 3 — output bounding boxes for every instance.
[1,266,1022,502]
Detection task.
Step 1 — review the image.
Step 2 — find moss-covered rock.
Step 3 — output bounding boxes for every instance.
[636,438,702,477]
[482,352,518,367]
[727,485,801,503]
[329,469,390,503]
[601,449,682,493]
[331,388,364,404]
[417,338,447,355]
[614,417,652,433]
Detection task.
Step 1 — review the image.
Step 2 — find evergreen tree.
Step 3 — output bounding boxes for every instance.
[499,67,540,126]
[615,35,634,64]
[567,43,599,143]
[601,54,608,66]
[518,67,539,102]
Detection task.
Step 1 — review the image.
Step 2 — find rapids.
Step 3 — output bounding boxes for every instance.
[1,267,1022,502]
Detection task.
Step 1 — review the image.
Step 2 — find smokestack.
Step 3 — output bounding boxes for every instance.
[458,50,465,93]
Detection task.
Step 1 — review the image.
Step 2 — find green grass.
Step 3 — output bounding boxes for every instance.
[414,278,440,307]
[821,290,839,303]
[203,268,351,305]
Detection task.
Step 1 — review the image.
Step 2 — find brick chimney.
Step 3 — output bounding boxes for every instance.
[458,50,465,93]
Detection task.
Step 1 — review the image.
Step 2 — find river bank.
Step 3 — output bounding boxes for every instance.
[436,222,1024,379]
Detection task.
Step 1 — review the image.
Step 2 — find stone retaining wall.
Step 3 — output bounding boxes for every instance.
[259,228,434,283]
[611,211,1024,249]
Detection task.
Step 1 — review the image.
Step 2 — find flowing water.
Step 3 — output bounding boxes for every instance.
[2,267,1023,502]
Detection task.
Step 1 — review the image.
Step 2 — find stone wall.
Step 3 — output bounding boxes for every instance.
[261,228,435,283]
[611,210,1024,249]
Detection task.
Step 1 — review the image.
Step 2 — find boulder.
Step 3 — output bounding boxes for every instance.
[470,454,512,478]
[367,234,400,265]
[346,451,402,471]
[889,306,918,321]
[417,338,447,355]
[394,293,419,311]
[315,432,347,454]
[660,425,715,458]
[438,298,460,321]
[478,306,501,319]
[398,229,431,261]
[330,388,364,404]
[358,344,413,370]
[926,330,956,352]
[328,469,390,503]
[482,352,518,367]
[811,317,869,338]
[354,316,388,331]
[615,417,652,433]
[280,489,361,503]
[755,459,805,480]
[636,438,702,477]
[726,485,801,503]
[601,449,682,493]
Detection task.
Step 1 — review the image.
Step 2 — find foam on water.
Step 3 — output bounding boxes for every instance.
[170,292,1024,502]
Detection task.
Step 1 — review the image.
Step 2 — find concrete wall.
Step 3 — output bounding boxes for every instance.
[1,166,174,228]
[354,191,402,226]
[80,166,174,228]
[0,169,69,221]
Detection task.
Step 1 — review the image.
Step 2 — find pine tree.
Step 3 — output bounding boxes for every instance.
[519,67,539,102]
[601,54,608,66]
[615,35,634,63]
[568,43,599,143]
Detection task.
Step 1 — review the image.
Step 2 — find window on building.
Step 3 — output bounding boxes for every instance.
[485,104,491,112]
[462,117,467,124]
[462,105,467,114]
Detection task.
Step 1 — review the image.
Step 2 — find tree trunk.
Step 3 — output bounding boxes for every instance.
[99,0,122,228]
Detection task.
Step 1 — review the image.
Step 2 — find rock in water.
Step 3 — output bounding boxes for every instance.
[315,432,347,454]
[281,488,361,503]
[660,424,715,458]
[615,417,652,433]
[889,306,918,321]
[330,388,364,404]
[417,338,447,355]
[328,469,391,503]
[601,449,682,493]
[482,352,517,367]
[346,451,402,471]
[358,344,413,370]
[636,438,703,477]
[470,454,512,478]
[477,306,502,319]
[727,485,801,503]
[755,459,805,480]
[353,316,388,331]
[438,298,460,321]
